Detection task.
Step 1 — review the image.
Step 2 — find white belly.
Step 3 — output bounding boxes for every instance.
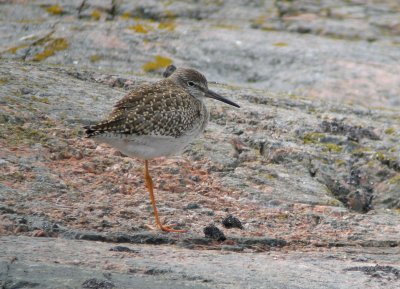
[93,133,200,160]
[92,103,209,160]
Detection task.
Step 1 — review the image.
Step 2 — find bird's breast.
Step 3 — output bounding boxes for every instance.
[199,103,209,132]
[185,101,208,138]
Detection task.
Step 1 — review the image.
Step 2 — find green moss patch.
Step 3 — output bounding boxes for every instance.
[388,175,400,185]
[31,95,50,104]
[46,5,63,15]
[0,78,8,85]
[212,24,240,30]
[129,24,153,34]
[273,42,288,47]
[350,146,371,157]
[375,151,386,162]
[323,143,342,153]
[7,44,29,54]
[158,20,176,31]
[32,38,69,61]
[303,132,343,153]
[89,54,103,63]
[251,15,266,27]
[335,159,346,166]
[91,9,101,21]
[0,124,50,146]
[303,132,326,145]
[142,55,172,72]
[120,12,132,20]
[384,127,395,135]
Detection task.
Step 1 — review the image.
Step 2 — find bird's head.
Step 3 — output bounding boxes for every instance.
[170,67,240,108]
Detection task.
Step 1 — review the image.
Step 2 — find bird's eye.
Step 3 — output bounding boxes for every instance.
[188,81,195,87]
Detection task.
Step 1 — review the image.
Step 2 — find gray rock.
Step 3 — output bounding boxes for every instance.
[1,236,399,289]
[0,1,400,288]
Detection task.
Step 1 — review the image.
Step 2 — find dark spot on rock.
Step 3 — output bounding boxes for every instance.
[203,224,226,241]
[66,71,96,82]
[17,217,27,224]
[351,257,369,262]
[295,26,312,34]
[82,278,115,289]
[103,272,112,280]
[107,0,120,20]
[320,119,380,142]
[347,191,373,213]
[344,265,399,280]
[6,281,40,288]
[100,220,112,228]
[324,177,350,205]
[144,268,171,275]
[184,202,200,210]
[348,168,362,186]
[189,175,200,182]
[233,129,244,135]
[310,214,321,225]
[109,246,138,253]
[237,237,287,248]
[110,77,127,88]
[20,87,34,94]
[320,119,346,134]
[222,215,243,229]
[309,168,317,177]
[259,141,266,156]
[376,154,400,172]
[308,159,318,177]
[111,232,172,245]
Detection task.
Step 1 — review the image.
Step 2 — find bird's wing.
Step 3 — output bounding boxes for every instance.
[85,81,199,138]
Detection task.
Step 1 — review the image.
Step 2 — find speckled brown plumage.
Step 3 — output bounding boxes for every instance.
[85,78,203,138]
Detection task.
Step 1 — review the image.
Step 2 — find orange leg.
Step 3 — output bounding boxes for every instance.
[144,160,186,233]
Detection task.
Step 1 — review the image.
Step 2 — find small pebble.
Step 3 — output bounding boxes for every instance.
[203,224,226,241]
[185,203,200,210]
[189,175,200,182]
[222,215,243,229]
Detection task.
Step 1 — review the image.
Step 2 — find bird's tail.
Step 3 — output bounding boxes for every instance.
[83,125,100,138]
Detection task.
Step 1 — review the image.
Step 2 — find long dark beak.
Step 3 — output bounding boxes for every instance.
[206,89,240,108]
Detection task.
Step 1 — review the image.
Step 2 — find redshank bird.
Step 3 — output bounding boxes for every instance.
[84,67,240,232]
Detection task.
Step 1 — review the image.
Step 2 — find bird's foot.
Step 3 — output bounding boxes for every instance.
[159,224,186,233]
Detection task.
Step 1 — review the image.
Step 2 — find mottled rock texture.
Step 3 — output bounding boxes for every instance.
[0,1,399,288]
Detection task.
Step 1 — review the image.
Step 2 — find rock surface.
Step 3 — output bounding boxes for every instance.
[1,236,399,289]
[0,1,399,288]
